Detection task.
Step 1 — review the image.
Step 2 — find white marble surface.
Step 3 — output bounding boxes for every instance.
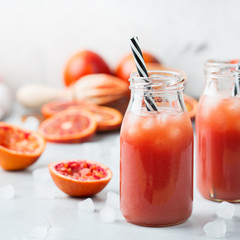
[1,105,240,240]
[1,0,240,98]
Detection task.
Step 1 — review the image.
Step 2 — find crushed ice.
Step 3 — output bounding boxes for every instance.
[203,201,239,238]
[203,220,227,238]
[216,201,235,220]
[78,198,95,213]
[106,191,120,210]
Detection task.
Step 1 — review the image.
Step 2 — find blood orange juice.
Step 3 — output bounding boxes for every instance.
[120,109,193,226]
[196,95,240,202]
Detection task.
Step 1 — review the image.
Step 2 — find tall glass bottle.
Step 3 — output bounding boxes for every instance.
[120,70,193,226]
[196,59,240,202]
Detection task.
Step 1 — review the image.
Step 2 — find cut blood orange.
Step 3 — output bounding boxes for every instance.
[184,94,198,120]
[48,160,112,197]
[41,100,86,118]
[0,122,45,171]
[41,100,123,132]
[38,109,97,143]
[87,105,123,131]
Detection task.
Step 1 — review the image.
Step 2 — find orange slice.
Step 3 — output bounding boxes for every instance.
[38,109,97,143]
[75,105,123,132]
[41,100,86,118]
[41,100,123,132]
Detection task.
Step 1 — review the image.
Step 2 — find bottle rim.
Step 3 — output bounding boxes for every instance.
[205,59,239,77]
[130,70,184,81]
[129,70,185,92]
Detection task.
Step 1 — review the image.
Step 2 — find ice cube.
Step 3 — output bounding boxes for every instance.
[32,167,51,183]
[141,117,154,130]
[106,191,120,210]
[156,112,168,124]
[78,198,95,213]
[161,112,168,123]
[0,184,15,199]
[216,201,235,220]
[23,116,40,131]
[100,207,115,223]
[203,220,226,238]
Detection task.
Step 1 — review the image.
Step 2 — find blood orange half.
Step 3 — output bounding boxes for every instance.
[48,160,112,197]
[0,122,46,171]
[38,109,97,143]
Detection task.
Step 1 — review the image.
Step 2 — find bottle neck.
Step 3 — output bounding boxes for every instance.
[204,59,240,97]
[129,71,186,114]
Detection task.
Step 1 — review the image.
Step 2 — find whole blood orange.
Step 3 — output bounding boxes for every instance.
[184,94,198,120]
[115,52,160,82]
[64,50,111,87]
[48,160,112,197]
[38,109,97,143]
[0,122,45,171]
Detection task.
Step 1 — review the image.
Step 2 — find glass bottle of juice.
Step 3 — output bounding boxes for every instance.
[120,71,193,226]
[196,59,240,202]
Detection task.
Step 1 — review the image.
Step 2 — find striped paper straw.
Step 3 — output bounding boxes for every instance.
[130,37,158,111]
[234,63,240,96]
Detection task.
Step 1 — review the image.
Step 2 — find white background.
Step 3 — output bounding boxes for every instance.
[0,0,239,98]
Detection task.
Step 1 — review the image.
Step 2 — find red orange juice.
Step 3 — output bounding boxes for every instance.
[196,95,240,202]
[120,110,193,226]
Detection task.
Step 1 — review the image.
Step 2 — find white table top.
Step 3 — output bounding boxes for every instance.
[1,104,240,240]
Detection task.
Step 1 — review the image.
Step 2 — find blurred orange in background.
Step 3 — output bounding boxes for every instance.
[115,52,161,82]
[64,50,111,86]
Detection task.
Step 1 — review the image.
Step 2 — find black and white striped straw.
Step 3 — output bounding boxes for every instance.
[234,63,240,96]
[130,37,158,112]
